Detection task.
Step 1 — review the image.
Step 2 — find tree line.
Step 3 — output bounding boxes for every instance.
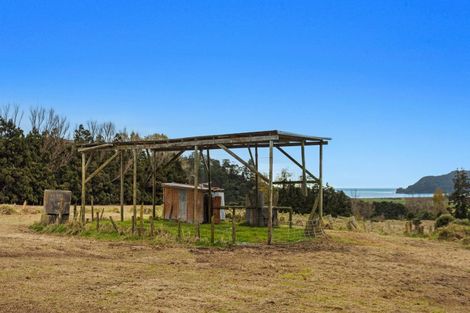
[1,105,350,215]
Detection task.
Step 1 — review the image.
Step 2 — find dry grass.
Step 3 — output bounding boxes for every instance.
[0,208,469,312]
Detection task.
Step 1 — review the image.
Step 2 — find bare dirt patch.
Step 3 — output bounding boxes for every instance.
[0,214,469,313]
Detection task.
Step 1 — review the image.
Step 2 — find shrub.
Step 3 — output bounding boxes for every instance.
[417,211,434,220]
[372,202,407,219]
[454,218,470,226]
[0,204,17,215]
[434,214,454,228]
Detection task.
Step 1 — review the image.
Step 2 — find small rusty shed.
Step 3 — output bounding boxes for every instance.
[162,183,224,224]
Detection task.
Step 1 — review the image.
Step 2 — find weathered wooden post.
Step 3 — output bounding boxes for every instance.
[207,149,213,225]
[193,145,199,234]
[149,216,155,238]
[131,216,135,235]
[301,140,307,197]
[232,208,236,244]
[288,207,293,229]
[210,215,215,245]
[81,152,86,224]
[319,142,324,219]
[268,140,274,245]
[152,150,156,219]
[140,203,144,237]
[120,150,124,222]
[133,149,137,229]
[177,219,182,241]
[91,195,94,222]
[255,145,259,211]
[109,216,120,234]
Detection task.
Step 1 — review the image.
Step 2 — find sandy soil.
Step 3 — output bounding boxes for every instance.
[0,213,469,313]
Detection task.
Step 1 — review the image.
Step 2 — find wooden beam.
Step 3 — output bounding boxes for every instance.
[152,150,156,219]
[85,153,93,170]
[217,144,269,183]
[200,150,209,174]
[247,146,254,165]
[120,151,124,222]
[276,146,320,183]
[161,150,185,171]
[273,180,318,185]
[133,149,137,224]
[255,144,259,210]
[193,146,199,225]
[319,142,323,218]
[85,150,119,184]
[267,140,274,245]
[81,152,86,224]
[207,149,212,223]
[78,143,113,153]
[301,141,307,196]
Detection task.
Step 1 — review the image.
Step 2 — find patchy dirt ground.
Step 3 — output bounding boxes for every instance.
[0,213,469,313]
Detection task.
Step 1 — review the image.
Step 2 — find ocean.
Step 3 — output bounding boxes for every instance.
[337,188,434,199]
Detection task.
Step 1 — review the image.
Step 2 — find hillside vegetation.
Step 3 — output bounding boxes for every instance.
[397,170,470,194]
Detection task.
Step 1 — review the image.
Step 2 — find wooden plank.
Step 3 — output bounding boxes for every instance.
[133,149,137,225]
[276,146,319,183]
[78,143,113,152]
[267,140,273,245]
[255,145,259,209]
[193,146,199,225]
[152,150,156,219]
[79,135,279,152]
[85,150,119,184]
[120,151,124,222]
[301,141,307,196]
[207,149,212,221]
[273,180,317,185]
[81,153,86,224]
[217,144,270,183]
[319,143,323,218]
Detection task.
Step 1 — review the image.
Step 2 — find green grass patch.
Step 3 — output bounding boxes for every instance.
[29,218,312,247]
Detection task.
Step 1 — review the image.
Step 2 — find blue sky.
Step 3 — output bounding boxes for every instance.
[1,1,470,188]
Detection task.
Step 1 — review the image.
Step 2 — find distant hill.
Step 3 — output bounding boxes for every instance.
[396,171,470,194]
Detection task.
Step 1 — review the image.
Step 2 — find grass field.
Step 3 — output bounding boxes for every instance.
[0,205,469,312]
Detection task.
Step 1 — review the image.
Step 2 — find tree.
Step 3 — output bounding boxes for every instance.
[432,187,446,213]
[0,117,33,203]
[449,169,470,219]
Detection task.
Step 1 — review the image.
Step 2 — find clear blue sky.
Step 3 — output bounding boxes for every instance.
[1,1,470,188]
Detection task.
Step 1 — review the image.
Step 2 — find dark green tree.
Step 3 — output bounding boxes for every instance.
[449,169,470,219]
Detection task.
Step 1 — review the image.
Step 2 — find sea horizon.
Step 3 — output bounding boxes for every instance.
[337,187,434,199]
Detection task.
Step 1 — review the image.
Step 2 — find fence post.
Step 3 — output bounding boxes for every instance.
[91,196,94,222]
[150,216,155,238]
[210,215,215,245]
[139,203,144,237]
[109,216,120,234]
[289,208,293,229]
[131,216,135,235]
[177,219,182,241]
[232,210,236,244]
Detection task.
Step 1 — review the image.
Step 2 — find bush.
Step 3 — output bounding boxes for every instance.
[454,218,470,226]
[372,202,407,219]
[417,211,434,220]
[0,204,17,215]
[434,214,454,228]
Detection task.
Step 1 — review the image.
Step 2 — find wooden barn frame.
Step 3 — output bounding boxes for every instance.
[77,130,331,244]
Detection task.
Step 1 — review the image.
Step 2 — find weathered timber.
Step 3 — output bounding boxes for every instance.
[217,144,269,183]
